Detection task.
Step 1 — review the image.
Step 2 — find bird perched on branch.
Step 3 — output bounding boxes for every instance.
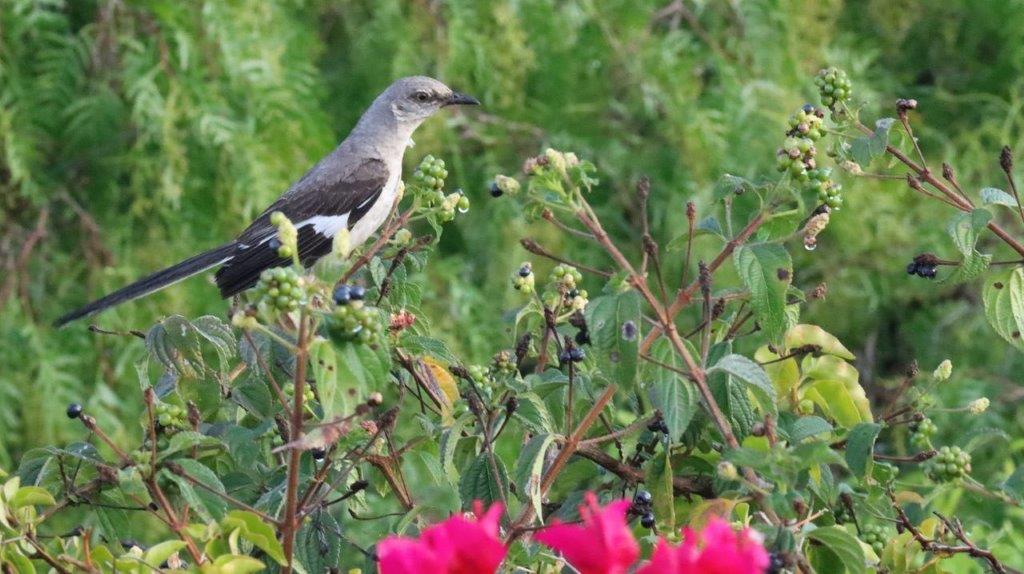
[56,76,479,327]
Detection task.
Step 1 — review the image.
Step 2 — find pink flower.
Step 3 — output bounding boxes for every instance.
[378,502,506,574]
[637,516,770,574]
[534,492,639,574]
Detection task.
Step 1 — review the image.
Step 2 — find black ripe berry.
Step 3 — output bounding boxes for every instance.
[268,238,282,251]
[489,181,503,197]
[906,262,919,275]
[66,403,83,419]
[575,329,591,346]
[559,349,573,365]
[767,553,786,574]
[518,264,532,278]
[568,347,586,362]
[333,285,352,305]
[350,285,367,301]
[640,512,656,529]
[633,490,653,506]
[311,447,327,461]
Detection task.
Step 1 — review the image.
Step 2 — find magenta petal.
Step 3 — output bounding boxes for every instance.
[377,537,445,574]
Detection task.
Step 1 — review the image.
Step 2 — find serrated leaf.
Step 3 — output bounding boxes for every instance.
[981,187,1018,207]
[790,416,834,442]
[983,268,1024,351]
[845,423,882,478]
[440,414,474,482]
[163,459,227,522]
[161,431,224,458]
[708,354,777,415]
[295,510,342,574]
[734,243,792,344]
[459,452,509,509]
[648,378,697,440]
[647,447,675,529]
[514,392,554,433]
[585,291,641,389]
[513,434,555,519]
[805,526,866,574]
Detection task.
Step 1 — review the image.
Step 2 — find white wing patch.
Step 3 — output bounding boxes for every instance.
[300,214,350,238]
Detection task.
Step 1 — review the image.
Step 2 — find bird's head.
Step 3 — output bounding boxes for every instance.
[381,76,479,126]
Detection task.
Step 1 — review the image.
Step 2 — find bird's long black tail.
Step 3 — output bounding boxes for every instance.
[54,243,237,327]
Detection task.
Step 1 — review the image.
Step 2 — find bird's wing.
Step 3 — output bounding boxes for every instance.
[215,156,391,298]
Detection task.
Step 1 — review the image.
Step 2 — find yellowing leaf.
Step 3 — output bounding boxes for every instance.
[785,324,855,360]
[422,356,459,403]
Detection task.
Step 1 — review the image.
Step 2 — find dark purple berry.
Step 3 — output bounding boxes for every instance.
[767,553,785,574]
[489,181,503,197]
[575,329,591,346]
[568,347,585,362]
[906,262,919,275]
[558,350,573,364]
[633,490,653,506]
[311,447,327,461]
[349,285,367,301]
[66,403,83,419]
[518,265,531,278]
[640,512,656,529]
[332,285,352,305]
[268,238,282,251]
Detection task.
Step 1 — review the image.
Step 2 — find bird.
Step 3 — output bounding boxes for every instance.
[55,76,479,327]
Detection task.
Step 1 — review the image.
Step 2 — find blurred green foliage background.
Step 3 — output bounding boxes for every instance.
[4,0,1024,485]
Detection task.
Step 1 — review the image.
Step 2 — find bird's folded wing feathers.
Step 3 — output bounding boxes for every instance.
[215,156,390,297]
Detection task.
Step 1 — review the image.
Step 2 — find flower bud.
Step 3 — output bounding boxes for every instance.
[968,397,990,414]
[717,461,739,481]
[932,359,952,382]
[494,175,521,195]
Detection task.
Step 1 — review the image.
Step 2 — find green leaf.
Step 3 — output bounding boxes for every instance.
[983,268,1024,351]
[163,459,227,522]
[222,510,287,565]
[944,209,992,283]
[585,291,641,389]
[845,423,882,478]
[400,335,459,364]
[648,378,698,439]
[459,452,509,509]
[789,416,834,442]
[439,413,474,483]
[850,118,894,166]
[513,392,555,433]
[310,338,341,417]
[161,431,224,458]
[335,340,391,395]
[143,541,187,568]
[734,243,792,344]
[513,434,555,519]
[708,354,778,415]
[208,555,266,574]
[805,526,866,574]
[981,187,1018,207]
[647,446,676,530]
[10,486,54,508]
[231,378,274,418]
[295,510,342,574]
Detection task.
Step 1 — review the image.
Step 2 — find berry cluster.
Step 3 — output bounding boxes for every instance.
[467,364,490,384]
[412,155,448,192]
[859,524,890,555]
[391,228,413,247]
[815,67,853,109]
[776,135,817,181]
[512,262,535,294]
[331,285,384,345]
[806,168,843,210]
[925,445,972,482]
[910,417,937,449]
[156,403,188,432]
[558,344,586,365]
[647,417,670,434]
[549,265,588,311]
[832,504,852,525]
[254,267,306,312]
[283,382,315,405]
[631,490,656,529]
[492,350,517,375]
[906,254,939,280]
[787,104,825,141]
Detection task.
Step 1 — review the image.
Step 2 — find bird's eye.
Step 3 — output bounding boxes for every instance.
[414,91,430,102]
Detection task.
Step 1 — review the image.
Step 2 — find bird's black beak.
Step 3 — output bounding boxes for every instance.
[445,91,480,106]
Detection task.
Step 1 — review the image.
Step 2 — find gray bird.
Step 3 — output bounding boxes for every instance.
[56,76,479,327]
